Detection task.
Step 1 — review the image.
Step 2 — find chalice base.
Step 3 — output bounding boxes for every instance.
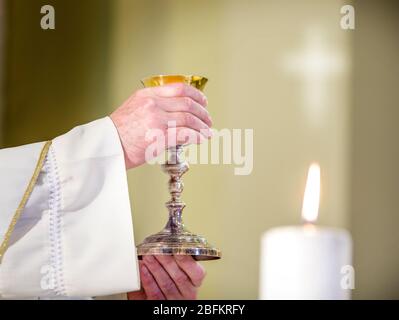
[137,227,221,261]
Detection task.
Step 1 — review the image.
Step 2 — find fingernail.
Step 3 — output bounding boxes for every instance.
[175,254,185,260]
[208,116,213,126]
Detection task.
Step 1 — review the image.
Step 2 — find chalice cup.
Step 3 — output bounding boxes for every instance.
[136,75,221,261]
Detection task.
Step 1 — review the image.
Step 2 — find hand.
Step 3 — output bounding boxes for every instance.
[127,255,206,300]
[110,83,212,170]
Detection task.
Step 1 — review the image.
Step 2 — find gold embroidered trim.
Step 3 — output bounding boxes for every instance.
[0,140,52,263]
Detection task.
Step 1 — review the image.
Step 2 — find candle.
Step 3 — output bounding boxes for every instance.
[259,163,352,300]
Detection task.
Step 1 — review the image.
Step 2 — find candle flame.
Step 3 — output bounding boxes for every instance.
[301,163,321,223]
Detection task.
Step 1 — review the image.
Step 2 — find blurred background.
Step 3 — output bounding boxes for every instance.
[0,0,398,299]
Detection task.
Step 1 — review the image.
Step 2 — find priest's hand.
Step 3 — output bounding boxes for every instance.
[110,83,212,170]
[127,255,206,300]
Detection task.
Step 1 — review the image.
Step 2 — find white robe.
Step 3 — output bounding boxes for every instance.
[0,117,140,298]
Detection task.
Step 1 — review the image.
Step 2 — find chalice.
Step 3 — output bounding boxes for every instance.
[136,75,221,261]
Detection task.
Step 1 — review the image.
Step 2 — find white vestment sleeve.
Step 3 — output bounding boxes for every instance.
[0,117,140,298]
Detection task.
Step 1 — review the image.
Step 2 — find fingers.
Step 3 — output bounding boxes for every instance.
[174,255,206,287]
[148,83,207,107]
[139,261,166,300]
[158,97,212,127]
[143,255,182,300]
[166,112,211,136]
[155,256,197,300]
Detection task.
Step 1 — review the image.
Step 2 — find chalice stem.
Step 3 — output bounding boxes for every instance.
[163,145,188,233]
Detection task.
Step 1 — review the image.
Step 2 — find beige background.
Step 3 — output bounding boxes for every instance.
[0,0,398,299]
[351,0,399,299]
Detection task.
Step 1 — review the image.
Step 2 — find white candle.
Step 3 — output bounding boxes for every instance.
[259,163,352,300]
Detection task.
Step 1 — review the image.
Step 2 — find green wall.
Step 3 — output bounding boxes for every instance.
[2,0,112,147]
